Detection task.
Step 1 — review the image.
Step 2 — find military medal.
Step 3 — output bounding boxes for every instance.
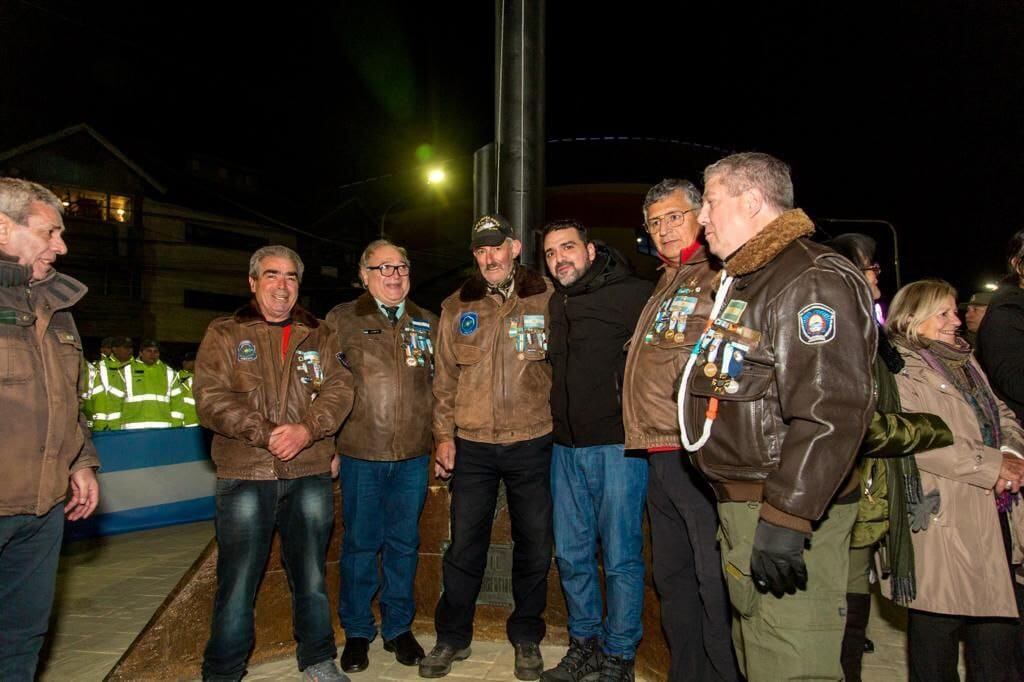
[704,362,718,378]
[725,380,739,394]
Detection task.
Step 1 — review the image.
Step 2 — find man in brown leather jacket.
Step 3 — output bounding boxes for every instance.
[324,239,436,673]
[195,245,354,682]
[680,153,876,681]
[420,215,553,680]
[0,178,99,680]
[620,179,739,682]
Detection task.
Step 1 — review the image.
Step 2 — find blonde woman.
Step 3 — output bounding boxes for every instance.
[885,278,1024,682]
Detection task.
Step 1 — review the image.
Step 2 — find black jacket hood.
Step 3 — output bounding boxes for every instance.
[553,241,633,297]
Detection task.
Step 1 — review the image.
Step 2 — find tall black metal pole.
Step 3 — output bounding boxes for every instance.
[494,0,545,266]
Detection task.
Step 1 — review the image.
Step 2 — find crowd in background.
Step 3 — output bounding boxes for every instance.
[80,337,197,430]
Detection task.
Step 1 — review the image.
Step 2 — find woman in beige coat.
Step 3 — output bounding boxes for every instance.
[884,279,1024,682]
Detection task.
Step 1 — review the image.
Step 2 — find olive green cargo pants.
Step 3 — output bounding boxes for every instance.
[717,500,857,682]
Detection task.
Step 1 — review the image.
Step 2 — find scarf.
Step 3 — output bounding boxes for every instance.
[917,338,1014,512]
[871,330,923,605]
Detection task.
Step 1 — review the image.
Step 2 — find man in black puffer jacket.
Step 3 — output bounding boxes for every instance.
[541,220,653,682]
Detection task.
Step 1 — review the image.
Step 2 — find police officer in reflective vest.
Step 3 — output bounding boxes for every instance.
[120,339,182,429]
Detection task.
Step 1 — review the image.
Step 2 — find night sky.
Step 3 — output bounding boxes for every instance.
[2,0,1021,297]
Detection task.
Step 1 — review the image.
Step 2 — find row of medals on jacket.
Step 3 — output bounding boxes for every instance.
[510,314,547,360]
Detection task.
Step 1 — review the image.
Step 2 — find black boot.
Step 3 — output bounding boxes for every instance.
[841,592,872,682]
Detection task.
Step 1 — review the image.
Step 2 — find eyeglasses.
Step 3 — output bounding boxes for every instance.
[861,263,881,275]
[644,208,698,234]
[366,263,410,277]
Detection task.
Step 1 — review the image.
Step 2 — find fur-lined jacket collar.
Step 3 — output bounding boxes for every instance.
[458,265,548,302]
[724,209,815,277]
[233,300,319,328]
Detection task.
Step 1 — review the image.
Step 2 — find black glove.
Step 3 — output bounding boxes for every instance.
[750,520,810,596]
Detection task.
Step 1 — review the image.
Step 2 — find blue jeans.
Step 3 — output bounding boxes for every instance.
[551,443,647,658]
[202,475,336,681]
[0,504,64,682]
[339,455,428,641]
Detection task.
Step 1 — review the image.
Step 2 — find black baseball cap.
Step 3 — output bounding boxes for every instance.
[470,214,515,249]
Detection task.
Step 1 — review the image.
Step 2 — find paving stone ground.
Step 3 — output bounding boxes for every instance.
[42,521,974,681]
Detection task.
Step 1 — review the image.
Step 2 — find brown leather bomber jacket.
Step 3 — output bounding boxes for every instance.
[432,267,553,445]
[326,293,438,461]
[681,211,877,532]
[622,244,720,450]
[195,302,354,480]
[0,262,99,517]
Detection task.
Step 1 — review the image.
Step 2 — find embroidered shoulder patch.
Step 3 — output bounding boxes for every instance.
[237,340,257,361]
[798,304,836,345]
[459,312,478,336]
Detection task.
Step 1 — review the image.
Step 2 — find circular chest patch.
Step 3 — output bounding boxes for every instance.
[459,312,479,335]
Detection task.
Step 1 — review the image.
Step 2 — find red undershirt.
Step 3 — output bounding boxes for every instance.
[649,238,702,454]
[280,323,292,362]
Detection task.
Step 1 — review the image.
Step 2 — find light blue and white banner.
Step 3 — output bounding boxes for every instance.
[66,427,215,540]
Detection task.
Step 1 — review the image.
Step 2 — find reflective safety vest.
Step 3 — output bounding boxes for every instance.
[174,369,199,427]
[82,355,129,431]
[120,359,182,429]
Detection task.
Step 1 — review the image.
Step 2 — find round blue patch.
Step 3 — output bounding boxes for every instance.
[798,303,836,345]
[459,312,479,335]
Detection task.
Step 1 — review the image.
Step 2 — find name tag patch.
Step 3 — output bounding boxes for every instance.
[798,304,836,345]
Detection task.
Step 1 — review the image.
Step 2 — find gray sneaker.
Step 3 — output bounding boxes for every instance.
[418,643,472,678]
[541,636,603,681]
[303,659,350,682]
[514,642,544,681]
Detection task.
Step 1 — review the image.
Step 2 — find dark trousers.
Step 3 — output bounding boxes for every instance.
[647,451,740,682]
[908,608,1020,682]
[434,434,554,649]
[202,476,337,681]
[0,504,64,682]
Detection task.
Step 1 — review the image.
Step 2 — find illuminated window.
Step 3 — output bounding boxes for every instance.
[47,184,133,224]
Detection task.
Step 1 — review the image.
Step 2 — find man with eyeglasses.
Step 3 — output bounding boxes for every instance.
[421,214,554,680]
[620,179,739,682]
[325,239,437,673]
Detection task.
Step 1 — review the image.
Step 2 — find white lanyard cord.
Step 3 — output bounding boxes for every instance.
[679,272,736,452]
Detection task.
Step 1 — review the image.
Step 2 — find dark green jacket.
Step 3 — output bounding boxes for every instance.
[852,332,953,547]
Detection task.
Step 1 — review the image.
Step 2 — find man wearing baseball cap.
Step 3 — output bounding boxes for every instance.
[421,214,554,680]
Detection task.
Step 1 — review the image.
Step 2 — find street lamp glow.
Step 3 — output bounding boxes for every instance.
[426,167,446,185]
[984,282,999,291]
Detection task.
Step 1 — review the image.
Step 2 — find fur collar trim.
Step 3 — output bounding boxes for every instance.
[459,265,548,302]
[233,300,319,328]
[724,209,815,277]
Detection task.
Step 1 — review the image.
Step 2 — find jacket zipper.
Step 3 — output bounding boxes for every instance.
[393,317,403,453]
[563,293,574,446]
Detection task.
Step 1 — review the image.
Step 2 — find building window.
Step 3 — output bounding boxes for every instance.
[47,184,133,223]
[185,223,269,252]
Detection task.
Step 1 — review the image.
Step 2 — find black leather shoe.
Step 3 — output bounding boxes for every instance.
[514,642,544,681]
[384,630,425,666]
[340,637,369,673]
[419,643,471,678]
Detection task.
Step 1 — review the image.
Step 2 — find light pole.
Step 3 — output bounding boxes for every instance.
[822,218,902,290]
